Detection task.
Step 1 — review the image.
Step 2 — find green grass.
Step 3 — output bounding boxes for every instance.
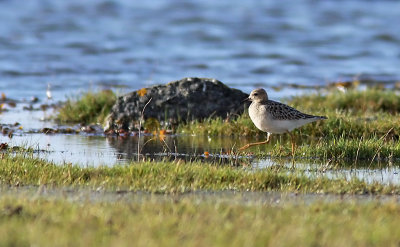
[177,111,259,136]
[2,194,400,246]
[289,88,400,113]
[56,90,116,125]
[0,153,398,194]
[247,133,400,162]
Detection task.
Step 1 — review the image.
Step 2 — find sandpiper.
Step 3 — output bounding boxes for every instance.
[239,88,327,154]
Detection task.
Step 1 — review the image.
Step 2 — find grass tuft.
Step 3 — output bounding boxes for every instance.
[56,90,116,125]
[0,153,399,194]
[289,89,400,113]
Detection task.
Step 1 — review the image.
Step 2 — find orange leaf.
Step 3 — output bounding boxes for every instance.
[137,88,147,97]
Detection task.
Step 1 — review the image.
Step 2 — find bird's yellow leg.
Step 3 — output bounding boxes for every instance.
[239,133,271,151]
[287,131,296,157]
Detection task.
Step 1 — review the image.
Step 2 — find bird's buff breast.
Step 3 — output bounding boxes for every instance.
[249,103,291,134]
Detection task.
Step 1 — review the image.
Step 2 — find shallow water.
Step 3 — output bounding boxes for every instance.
[0,0,399,101]
[254,159,400,186]
[1,1,400,185]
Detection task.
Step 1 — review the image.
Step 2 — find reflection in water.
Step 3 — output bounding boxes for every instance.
[5,132,254,166]
[106,135,242,159]
[106,134,254,165]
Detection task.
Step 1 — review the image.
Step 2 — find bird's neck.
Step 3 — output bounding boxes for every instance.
[253,99,268,104]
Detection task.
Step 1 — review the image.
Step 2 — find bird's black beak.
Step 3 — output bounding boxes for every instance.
[242,96,250,103]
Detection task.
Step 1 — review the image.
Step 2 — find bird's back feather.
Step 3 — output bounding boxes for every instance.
[264,100,326,120]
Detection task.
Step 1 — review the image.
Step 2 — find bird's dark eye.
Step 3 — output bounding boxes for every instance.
[253,93,258,96]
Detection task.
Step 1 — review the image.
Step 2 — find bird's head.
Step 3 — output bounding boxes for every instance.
[248,88,268,103]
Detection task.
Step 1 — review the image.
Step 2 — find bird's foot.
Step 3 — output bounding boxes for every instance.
[238,144,251,151]
[237,140,270,152]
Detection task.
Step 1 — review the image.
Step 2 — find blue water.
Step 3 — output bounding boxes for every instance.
[1,0,400,186]
[0,0,399,101]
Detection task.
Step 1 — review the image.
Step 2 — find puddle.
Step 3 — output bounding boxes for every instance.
[254,158,400,185]
[0,104,252,166]
[5,133,251,167]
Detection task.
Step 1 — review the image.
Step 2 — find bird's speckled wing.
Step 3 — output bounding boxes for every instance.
[264,100,320,120]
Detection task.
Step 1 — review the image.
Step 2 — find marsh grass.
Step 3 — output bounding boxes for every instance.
[56,90,116,124]
[0,153,398,194]
[289,88,400,113]
[247,133,400,162]
[2,195,400,246]
[177,112,258,136]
